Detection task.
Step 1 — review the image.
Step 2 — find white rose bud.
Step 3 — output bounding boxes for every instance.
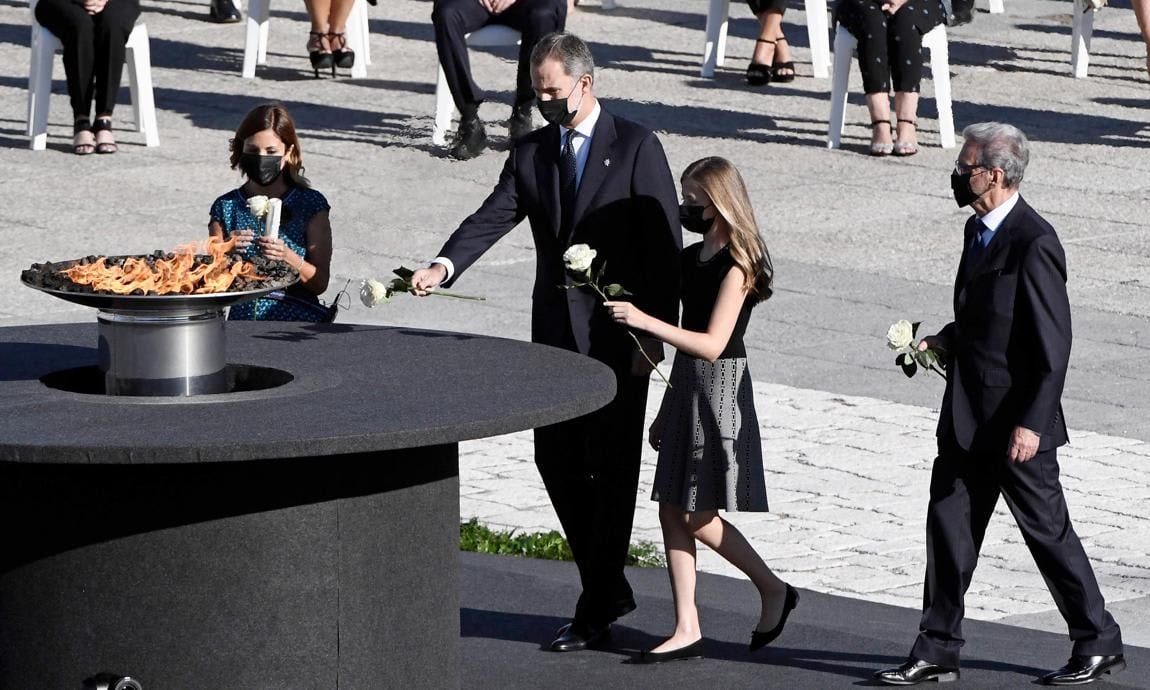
[360,278,387,308]
[563,244,597,275]
[247,195,270,219]
[886,319,915,350]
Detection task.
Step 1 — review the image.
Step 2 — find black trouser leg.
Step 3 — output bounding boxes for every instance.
[999,448,1124,656]
[91,0,140,117]
[535,369,648,627]
[911,441,1000,668]
[431,0,492,119]
[887,9,924,93]
[492,0,567,109]
[840,0,893,94]
[35,0,96,121]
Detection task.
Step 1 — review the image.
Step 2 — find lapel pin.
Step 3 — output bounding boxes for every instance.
[603,158,610,167]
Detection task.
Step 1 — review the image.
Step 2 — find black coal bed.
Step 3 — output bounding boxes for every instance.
[0,322,615,689]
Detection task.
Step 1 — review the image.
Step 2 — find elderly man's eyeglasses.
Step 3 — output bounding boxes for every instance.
[953,161,988,176]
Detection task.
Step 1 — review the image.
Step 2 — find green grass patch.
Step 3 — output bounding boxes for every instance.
[460,518,666,568]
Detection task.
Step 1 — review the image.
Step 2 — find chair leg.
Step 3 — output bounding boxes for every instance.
[988,0,1005,13]
[126,25,160,147]
[1071,0,1093,78]
[700,0,729,78]
[926,28,955,149]
[355,0,372,66]
[827,28,854,149]
[243,0,270,78]
[433,65,454,146]
[347,0,368,78]
[27,27,56,150]
[805,0,831,79]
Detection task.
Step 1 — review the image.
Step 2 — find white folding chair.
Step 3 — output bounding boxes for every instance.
[827,23,955,150]
[987,0,1005,13]
[700,0,830,79]
[1070,0,1095,78]
[243,0,370,79]
[432,24,521,146]
[26,0,159,150]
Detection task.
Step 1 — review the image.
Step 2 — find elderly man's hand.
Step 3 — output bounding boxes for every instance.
[84,0,108,14]
[1008,426,1041,463]
[410,264,448,296]
[918,334,949,357]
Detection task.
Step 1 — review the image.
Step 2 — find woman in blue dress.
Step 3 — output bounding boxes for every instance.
[208,103,334,321]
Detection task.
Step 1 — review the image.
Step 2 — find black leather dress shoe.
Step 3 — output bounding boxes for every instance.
[449,117,487,160]
[549,621,611,652]
[508,103,534,140]
[1040,654,1125,685]
[636,638,704,664]
[208,0,241,23]
[874,658,960,685]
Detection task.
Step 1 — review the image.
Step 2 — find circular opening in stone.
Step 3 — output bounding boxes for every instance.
[40,364,295,396]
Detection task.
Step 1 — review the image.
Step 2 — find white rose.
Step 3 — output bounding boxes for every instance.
[886,320,915,350]
[360,278,387,308]
[563,244,597,275]
[247,195,270,219]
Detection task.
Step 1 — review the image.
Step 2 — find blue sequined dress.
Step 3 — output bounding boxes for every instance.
[209,185,331,322]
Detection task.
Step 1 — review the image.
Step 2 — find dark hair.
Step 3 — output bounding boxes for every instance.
[229,103,309,187]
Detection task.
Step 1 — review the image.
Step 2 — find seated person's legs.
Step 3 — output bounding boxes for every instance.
[35,0,98,153]
[432,0,495,158]
[89,0,140,154]
[496,0,567,138]
[836,0,893,155]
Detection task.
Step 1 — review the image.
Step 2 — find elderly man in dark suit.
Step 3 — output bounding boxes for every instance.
[411,32,682,652]
[876,123,1125,686]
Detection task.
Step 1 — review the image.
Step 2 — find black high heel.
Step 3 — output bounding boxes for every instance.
[771,35,796,83]
[746,38,774,86]
[308,31,333,78]
[329,32,355,74]
[749,584,798,652]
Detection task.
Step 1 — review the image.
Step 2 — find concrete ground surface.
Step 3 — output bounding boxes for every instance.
[1,0,1148,677]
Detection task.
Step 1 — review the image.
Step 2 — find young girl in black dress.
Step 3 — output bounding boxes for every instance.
[604,157,796,663]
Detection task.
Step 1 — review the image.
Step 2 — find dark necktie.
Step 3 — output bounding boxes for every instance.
[968,219,989,267]
[559,129,577,239]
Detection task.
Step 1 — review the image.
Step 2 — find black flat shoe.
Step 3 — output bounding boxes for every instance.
[449,117,487,160]
[746,38,774,86]
[636,638,703,664]
[749,583,798,651]
[874,658,960,685]
[549,621,611,652]
[1040,654,1125,685]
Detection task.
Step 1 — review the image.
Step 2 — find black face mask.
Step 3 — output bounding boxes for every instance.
[950,170,982,208]
[240,153,284,186]
[537,80,586,127]
[679,204,714,234]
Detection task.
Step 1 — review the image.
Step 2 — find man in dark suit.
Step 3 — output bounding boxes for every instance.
[432,0,568,160]
[876,123,1125,686]
[411,32,682,651]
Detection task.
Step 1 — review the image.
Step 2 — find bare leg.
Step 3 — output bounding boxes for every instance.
[304,0,331,33]
[894,91,919,150]
[1135,0,1150,78]
[866,92,893,152]
[752,10,788,66]
[687,510,788,632]
[328,0,355,35]
[649,503,704,653]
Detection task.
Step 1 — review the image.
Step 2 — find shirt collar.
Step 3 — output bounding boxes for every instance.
[977,191,1020,234]
[561,100,601,146]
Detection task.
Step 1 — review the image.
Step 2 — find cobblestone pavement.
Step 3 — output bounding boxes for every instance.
[461,369,1150,646]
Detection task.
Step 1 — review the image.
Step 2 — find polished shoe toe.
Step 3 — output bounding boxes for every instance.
[549,622,611,652]
[636,638,704,664]
[1040,654,1125,685]
[874,658,959,685]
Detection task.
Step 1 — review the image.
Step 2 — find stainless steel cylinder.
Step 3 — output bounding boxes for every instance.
[97,309,227,396]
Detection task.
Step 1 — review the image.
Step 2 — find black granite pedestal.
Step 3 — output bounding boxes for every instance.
[0,322,616,689]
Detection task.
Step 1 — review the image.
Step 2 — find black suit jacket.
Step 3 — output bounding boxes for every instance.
[936,196,1071,452]
[438,106,682,372]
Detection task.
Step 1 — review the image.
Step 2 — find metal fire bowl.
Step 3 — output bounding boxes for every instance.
[21,275,299,313]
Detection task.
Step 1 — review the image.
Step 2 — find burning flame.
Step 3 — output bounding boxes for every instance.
[62,237,268,295]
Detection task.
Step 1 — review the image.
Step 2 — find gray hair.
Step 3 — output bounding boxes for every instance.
[961,122,1030,188]
[530,32,595,82]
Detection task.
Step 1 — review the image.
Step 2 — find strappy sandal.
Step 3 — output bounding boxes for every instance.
[771,35,796,83]
[746,38,774,86]
[870,120,893,157]
[72,118,94,156]
[893,118,918,157]
[92,117,117,154]
[329,31,355,72]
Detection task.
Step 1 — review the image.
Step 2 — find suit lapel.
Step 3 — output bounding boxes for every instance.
[570,112,617,239]
[535,126,562,238]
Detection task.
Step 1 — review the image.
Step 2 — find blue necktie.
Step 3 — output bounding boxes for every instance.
[559,129,577,239]
[968,219,989,267]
